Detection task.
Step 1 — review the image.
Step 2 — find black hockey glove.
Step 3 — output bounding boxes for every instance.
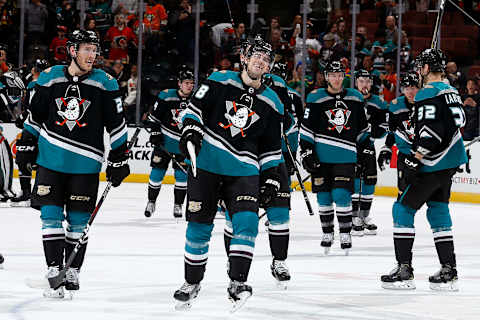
[300,148,321,173]
[259,167,281,208]
[106,144,130,187]
[377,145,393,171]
[403,154,422,185]
[15,132,38,170]
[15,111,27,129]
[179,118,203,159]
[149,130,163,146]
[357,145,377,185]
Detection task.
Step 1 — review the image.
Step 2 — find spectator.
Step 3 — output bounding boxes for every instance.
[26,0,49,45]
[0,43,9,74]
[170,0,195,65]
[143,0,168,32]
[87,0,112,36]
[265,16,283,42]
[110,60,129,97]
[123,64,138,123]
[335,17,347,45]
[104,14,137,64]
[85,16,101,40]
[112,0,138,15]
[384,15,397,42]
[357,24,372,50]
[56,0,79,32]
[49,25,68,64]
[462,79,480,140]
[380,58,397,102]
[318,32,344,69]
[362,55,382,94]
[446,61,467,92]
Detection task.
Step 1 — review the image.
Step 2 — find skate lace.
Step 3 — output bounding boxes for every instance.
[174,205,182,213]
[273,260,289,275]
[340,233,351,243]
[179,282,197,293]
[46,266,60,278]
[146,202,155,212]
[66,268,79,283]
[322,233,333,242]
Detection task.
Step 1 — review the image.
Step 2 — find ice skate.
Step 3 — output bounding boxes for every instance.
[321,233,333,255]
[351,217,364,237]
[0,253,4,269]
[10,191,31,207]
[429,264,459,291]
[174,282,201,310]
[43,266,66,299]
[65,268,80,291]
[340,233,352,255]
[381,263,415,290]
[144,201,155,218]
[270,259,290,289]
[0,192,12,207]
[228,280,252,313]
[363,216,377,235]
[173,204,183,219]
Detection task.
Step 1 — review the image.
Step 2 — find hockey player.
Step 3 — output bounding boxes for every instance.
[380,48,466,291]
[143,67,194,218]
[15,30,130,298]
[11,59,50,206]
[0,252,3,269]
[352,69,388,236]
[299,60,369,254]
[173,38,284,311]
[0,71,25,204]
[223,60,295,288]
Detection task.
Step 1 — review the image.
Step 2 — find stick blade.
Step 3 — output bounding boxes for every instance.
[187,141,197,177]
[48,270,67,289]
[25,277,50,289]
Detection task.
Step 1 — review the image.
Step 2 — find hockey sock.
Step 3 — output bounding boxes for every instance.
[426,201,455,266]
[317,192,334,233]
[392,202,416,263]
[65,212,91,269]
[64,242,88,269]
[184,222,214,284]
[433,231,456,266]
[229,211,258,282]
[19,176,32,196]
[148,168,166,201]
[332,188,352,233]
[41,206,65,267]
[174,188,187,205]
[174,169,187,205]
[266,207,289,260]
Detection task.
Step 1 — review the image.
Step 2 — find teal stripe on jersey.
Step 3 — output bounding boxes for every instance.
[316,142,357,163]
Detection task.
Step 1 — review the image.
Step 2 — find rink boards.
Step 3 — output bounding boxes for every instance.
[3,124,479,203]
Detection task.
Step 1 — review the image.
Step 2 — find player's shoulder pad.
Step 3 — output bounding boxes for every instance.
[27,80,37,90]
[259,86,284,115]
[86,68,119,91]
[288,86,301,98]
[268,74,287,88]
[368,94,387,109]
[36,65,66,87]
[389,95,406,112]
[158,88,179,100]
[306,88,329,103]
[207,70,242,88]
[344,88,364,102]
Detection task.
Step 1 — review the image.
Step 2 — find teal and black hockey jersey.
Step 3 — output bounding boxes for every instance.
[180,70,284,176]
[364,93,388,140]
[413,81,467,172]
[300,87,369,163]
[147,88,190,155]
[23,65,127,174]
[388,95,415,155]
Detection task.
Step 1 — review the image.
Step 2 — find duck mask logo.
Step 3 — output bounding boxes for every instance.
[55,84,91,131]
[219,94,260,138]
[325,100,351,133]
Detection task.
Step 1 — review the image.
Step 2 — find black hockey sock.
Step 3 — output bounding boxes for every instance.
[319,207,335,234]
[393,229,415,263]
[43,239,65,268]
[434,237,456,266]
[19,176,32,196]
[174,188,187,205]
[224,231,232,256]
[148,185,161,202]
[360,199,372,218]
[268,232,289,261]
[228,256,252,282]
[336,207,352,233]
[65,241,88,269]
[185,262,206,284]
[352,200,360,216]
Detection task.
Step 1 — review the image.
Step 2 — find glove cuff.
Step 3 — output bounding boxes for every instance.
[108,143,129,162]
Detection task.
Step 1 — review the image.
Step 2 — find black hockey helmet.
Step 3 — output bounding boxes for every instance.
[355,69,373,80]
[324,60,345,78]
[177,66,194,82]
[271,62,288,80]
[244,35,275,70]
[400,72,420,88]
[33,58,50,73]
[414,48,446,73]
[66,30,100,56]
[0,71,25,103]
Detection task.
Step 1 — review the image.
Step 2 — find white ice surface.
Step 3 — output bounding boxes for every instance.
[1,181,479,320]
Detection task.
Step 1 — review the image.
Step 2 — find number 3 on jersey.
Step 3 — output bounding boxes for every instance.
[417,105,436,121]
[195,84,209,99]
[450,106,466,128]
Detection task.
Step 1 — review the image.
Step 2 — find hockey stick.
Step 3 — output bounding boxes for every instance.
[46,127,141,290]
[283,133,313,215]
[431,0,446,49]
[187,141,197,177]
[155,144,188,175]
[464,136,480,149]
[292,173,311,191]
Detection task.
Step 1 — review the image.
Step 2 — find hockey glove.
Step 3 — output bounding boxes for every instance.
[403,154,422,185]
[259,167,281,208]
[300,148,321,173]
[377,145,393,171]
[15,111,27,130]
[106,144,130,187]
[15,131,38,170]
[149,130,163,146]
[179,118,203,159]
[357,145,377,185]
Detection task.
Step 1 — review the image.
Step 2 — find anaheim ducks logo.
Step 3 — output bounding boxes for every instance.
[402,120,415,140]
[171,101,188,127]
[325,101,351,133]
[219,94,260,137]
[55,84,91,131]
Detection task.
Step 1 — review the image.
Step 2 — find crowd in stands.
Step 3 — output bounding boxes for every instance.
[0,0,478,139]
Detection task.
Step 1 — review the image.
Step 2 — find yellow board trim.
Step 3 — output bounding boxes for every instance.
[15,170,479,204]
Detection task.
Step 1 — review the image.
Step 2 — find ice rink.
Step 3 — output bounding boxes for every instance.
[1,181,479,320]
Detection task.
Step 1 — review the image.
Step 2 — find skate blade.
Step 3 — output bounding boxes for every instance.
[25,277,50,289]
[381,280,416,290]
[430,281,459,292]
[322,246,331,255]
[10,201,31,207]
[175,300,193,311]
[230,291,252,313]
[0,202,11,208]
[0,263,4,270]
[342,248,351,256]
[351,231,364,237]
[364,230,377,235]
[275,280,289,290]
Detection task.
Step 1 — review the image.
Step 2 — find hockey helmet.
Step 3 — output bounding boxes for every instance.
[1,71,25,103]
[33,59,50,73]
[244,35,275,70]
[355,69,373,80]
[414,48,446,73]
[271,62,288,80]
[400,72,420,88]
[324,60,345,77]
[178,66,194,82]
[66,30,100,56]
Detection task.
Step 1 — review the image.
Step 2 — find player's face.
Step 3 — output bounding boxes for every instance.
[356,77,372,95]
[247,51,271,79]
[75,43,98,72]
[402,86,419,103]
[327,72,344,91]
[179,79,194,96]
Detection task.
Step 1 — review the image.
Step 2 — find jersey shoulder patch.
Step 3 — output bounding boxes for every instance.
[88,69,119,91]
